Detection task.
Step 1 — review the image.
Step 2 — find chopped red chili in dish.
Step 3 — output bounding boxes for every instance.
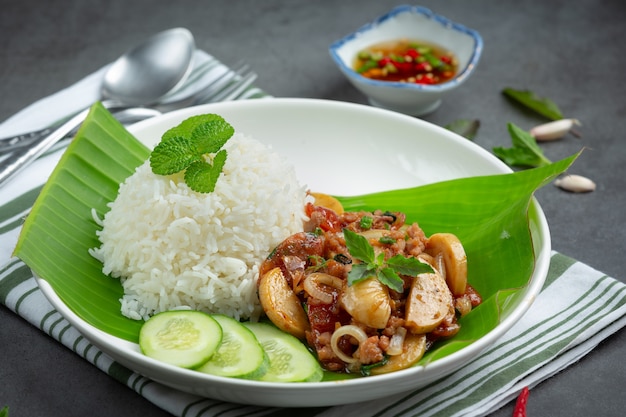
[354,39,458,85]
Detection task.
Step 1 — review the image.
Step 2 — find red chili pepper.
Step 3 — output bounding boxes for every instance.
[377,57,392,67]
[392,61,413,73]
[414,73,436,85]
[414,62,431,73]
[440,55,452,64]
[406,48,420,59]
[513,386,529,417]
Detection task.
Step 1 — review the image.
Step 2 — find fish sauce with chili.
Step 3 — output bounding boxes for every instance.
[354,39,458,85]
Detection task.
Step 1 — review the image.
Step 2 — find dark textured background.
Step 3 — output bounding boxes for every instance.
[1,0,625,416]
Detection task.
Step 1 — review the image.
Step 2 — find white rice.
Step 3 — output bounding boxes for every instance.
[90,133,308,321]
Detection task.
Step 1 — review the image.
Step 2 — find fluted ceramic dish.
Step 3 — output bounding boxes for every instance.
[329,5,483,116]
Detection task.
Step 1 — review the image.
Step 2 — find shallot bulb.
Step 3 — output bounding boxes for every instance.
[530,119,581,141]
[554,174,596,193]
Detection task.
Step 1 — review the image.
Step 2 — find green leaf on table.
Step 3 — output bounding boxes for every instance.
[12,102,579,378]
[493,122,552,167]
[502,87,564,120]
[445,119,480,140]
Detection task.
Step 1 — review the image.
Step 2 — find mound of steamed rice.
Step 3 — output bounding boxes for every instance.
[89,133,308,321]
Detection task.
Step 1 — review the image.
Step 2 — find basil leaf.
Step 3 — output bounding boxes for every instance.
[386,255,433,276]
[343,228,375,264]
[445,119,480,140]
[493,123,552,168]
[502,88,564,120]
[378,267,404,293]
[347,263,375,286]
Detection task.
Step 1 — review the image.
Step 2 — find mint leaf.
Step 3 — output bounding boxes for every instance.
[150,136,200,175]
[386,255,433,276]
[502,88,564,120]
[343,228,375,264]
[211,148,228,174]
[378,267,404,293]
[184,150,227,193]
[347,263,376,286]
[192,118,235,154]
[493,123,552,168]
[149,113,234,193]
[162,114,223,141]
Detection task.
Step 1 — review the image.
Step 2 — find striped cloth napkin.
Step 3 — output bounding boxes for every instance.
[1,51,625,417]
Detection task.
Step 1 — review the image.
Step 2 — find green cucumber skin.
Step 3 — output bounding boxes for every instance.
[139,310,222,369]
[196,315,269,379]
[244,322,323,383]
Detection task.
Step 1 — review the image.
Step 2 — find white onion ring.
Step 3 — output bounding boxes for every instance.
[303,272,343,304]
[330,325,368,363]
[386,326,407,356]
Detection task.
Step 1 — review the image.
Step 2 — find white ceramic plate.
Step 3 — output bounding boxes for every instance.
[37,98,550,407]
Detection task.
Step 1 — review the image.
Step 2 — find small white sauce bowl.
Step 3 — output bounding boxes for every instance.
[329,5,483,116]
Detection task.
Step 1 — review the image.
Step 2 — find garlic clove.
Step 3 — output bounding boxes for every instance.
[554,174,596,193]
[530,119,581,141]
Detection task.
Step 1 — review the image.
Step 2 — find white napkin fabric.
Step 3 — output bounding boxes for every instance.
[1,52,625,417]
[0,50,263,138]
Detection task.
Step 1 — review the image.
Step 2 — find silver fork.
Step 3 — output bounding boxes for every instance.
[0,64,258,188]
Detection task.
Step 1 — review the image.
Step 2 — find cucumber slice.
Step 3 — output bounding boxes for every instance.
[196,314,269,379]
[139,310,222,369]
[244,322,323,382]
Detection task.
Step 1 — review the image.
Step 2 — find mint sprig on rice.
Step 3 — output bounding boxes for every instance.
[149,113,234,193]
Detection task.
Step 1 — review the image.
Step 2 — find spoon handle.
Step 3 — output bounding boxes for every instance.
[0,108,89,189]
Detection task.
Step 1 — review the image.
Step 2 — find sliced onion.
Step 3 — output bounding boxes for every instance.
[386,326,407,356]
[303,272,343,304]
[330,325,368,363]
[455,295,472,317]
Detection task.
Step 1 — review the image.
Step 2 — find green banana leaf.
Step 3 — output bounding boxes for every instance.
[14,102,577,378]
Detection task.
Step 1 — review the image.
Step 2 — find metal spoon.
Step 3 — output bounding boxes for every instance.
[0,27,195,188]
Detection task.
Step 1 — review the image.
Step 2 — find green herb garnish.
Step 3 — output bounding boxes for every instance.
[502,88,564,120]
[360,355,389,376]
[445,119,480,140]
[149,113,234,193]
[359,216,373,230]
[344,228,432,293]
[493,122,552,168]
